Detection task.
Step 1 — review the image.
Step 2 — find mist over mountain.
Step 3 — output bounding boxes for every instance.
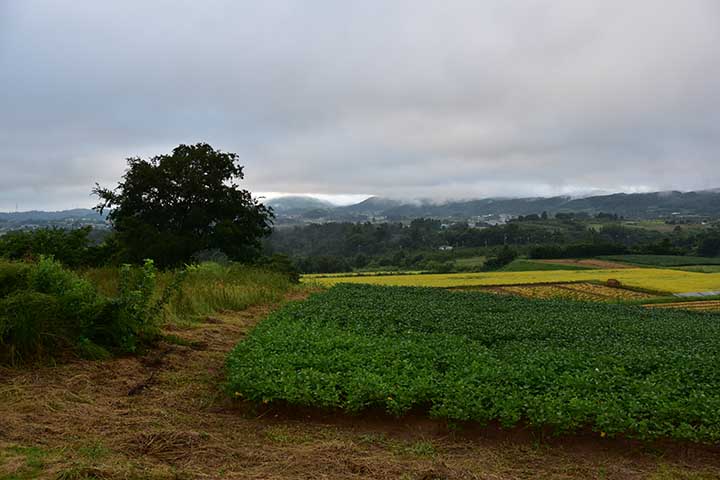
[271,189,720,224]
[3,189,720,232]
[265,196,334,214]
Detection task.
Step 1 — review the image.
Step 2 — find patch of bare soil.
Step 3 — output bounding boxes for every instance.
[2,292,720,479]
[535,259,634,269]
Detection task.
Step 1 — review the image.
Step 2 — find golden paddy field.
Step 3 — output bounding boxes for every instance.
[305,268,720,295]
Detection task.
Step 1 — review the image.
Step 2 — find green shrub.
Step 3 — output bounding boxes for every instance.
[0,227,111,267]
[256,254,301,283]
[0,260,31,297]
[2,257,292,365]
[0,258,177,364]
[0,291,63,363]
[105,259,185,352]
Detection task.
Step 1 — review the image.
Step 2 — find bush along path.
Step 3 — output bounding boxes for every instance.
[2,289,720,479]
[0,257,180,365]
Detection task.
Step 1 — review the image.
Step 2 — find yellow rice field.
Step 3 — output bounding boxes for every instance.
[305,268,720,294]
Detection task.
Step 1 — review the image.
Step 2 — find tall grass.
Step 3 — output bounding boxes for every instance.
[82,262,295,324]
[2,259,295,364]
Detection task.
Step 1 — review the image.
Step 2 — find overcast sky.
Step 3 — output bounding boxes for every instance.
[1,1,720,210]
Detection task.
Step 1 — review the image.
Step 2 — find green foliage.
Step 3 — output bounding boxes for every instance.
[227,284,720,442]
[529,243,629,259]
[162,262,293,324]
[0,262,31,297]
[482,246,517,270]
[0,291,63,362]
[0,227,111,267]
[93,143,273,267]
[0,258,178,364]
[498,259,593,272]
[101,259,184,353]
[256,254,301,283]
[80,261,294,325]
[600,255,720,267]
[697,231,720,257]
[271,216,700,273]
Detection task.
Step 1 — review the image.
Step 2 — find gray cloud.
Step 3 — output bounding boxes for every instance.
[1,0,719,210]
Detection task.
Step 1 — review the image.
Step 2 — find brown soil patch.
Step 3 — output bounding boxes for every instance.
[2,291,720,479]
[468,283,654,302]
[644,300,720,312]
[535,259,634,269]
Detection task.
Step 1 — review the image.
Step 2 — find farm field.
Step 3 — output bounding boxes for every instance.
[479,282,655,302]
[673,265,720,273]
[645,300,720,312]
[498,259,595,271]
[307,268,720,294]
[453,255,486,268]
[534,258,633,269]
[227,284,720,443]
[304,270,425,279]
[600,255,720,267]
[5,289,720,479]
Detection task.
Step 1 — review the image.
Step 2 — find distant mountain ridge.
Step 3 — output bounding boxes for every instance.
[0,208,105,222]
[270,189,720,222]
[0,208,107,232]
[265,196,334,214]
[3,189,720,229]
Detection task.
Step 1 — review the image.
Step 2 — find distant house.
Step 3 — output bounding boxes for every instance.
[438,245,454,251]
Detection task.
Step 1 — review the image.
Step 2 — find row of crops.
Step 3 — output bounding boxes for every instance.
[226,284,720,442]
[479,282,654,302]
[646,300,720,312]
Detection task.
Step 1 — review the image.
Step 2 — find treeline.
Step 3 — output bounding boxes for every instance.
[3,218,720,275]
[269,218,720,273]
[0,227,114,267]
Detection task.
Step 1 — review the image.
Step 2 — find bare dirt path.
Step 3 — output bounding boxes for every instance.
[2,293,720,479]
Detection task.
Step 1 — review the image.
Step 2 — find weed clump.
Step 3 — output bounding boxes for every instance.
[0,257,176,364]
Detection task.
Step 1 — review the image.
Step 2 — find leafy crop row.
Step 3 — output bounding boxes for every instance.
[227,284,720,442]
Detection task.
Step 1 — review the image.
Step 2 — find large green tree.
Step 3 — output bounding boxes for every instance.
[94,143,273,267]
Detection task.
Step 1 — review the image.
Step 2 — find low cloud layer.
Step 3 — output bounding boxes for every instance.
[2,0,719,210]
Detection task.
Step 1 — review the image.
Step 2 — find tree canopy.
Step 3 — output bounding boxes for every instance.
[94,143,272,267]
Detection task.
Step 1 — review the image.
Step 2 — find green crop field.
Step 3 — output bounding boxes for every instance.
[600,254,720,267]
[498,259,593,272]
[227,284,720,442]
